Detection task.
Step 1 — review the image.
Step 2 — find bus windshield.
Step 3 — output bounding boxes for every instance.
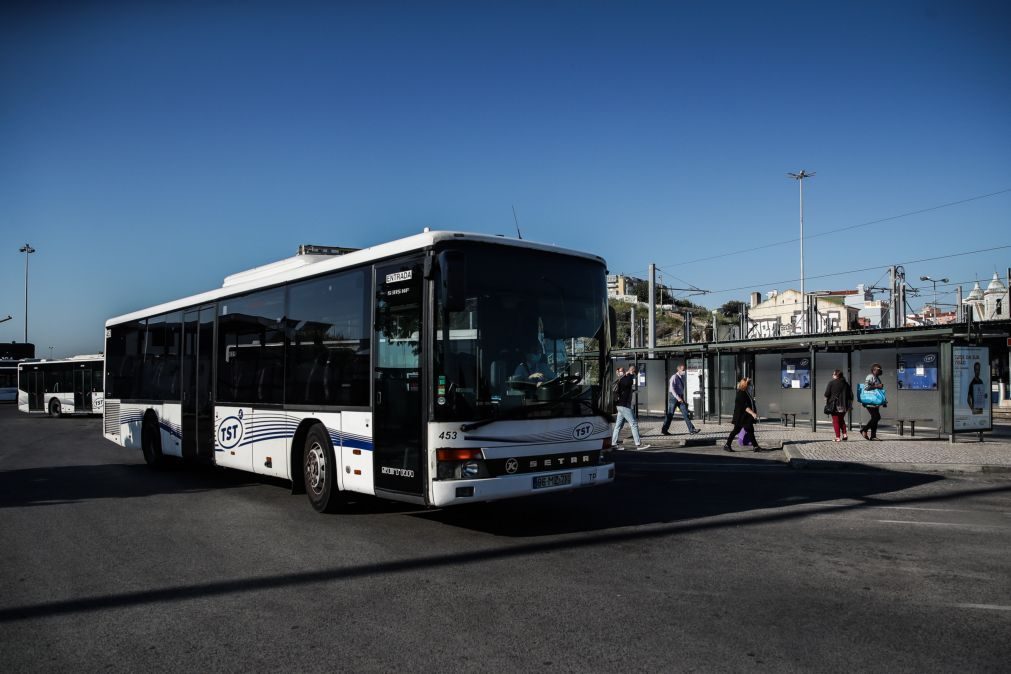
[433,244,608,423]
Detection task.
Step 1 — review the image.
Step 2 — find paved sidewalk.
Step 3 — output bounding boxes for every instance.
[613,414,1011,474]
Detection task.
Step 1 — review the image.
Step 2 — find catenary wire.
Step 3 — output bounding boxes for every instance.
[655,187,1011,270]
[704,243,1011,296]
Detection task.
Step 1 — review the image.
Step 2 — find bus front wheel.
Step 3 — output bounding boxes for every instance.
[48,399,62,418]
[304,424,340,513]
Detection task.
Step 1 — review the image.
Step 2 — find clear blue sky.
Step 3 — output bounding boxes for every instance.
[2,1,1009,356]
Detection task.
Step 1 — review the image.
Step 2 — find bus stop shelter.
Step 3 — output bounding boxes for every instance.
[614,321,1007,441]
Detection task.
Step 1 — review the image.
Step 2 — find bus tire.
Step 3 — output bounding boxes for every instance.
[142,414,165,469]
[48,398,62,418]
[303,424,340,513]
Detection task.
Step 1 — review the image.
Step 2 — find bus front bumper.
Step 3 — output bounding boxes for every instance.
[430,462,615,507]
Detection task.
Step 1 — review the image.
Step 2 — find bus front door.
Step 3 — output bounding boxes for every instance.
[182,306,216,461]
[372,258,425,498]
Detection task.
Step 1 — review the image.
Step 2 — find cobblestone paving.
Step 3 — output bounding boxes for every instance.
[616,414,1011,467]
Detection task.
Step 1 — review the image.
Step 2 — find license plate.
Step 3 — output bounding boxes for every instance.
[533,473,571,489]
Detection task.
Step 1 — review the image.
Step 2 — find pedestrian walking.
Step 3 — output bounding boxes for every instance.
[611,364,650,450]
[661,363,700,435]
[723,377,763,452]
[823,369,853,442]
[859,363,885,440]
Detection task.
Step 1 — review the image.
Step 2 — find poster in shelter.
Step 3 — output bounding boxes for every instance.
[953,346,991,431]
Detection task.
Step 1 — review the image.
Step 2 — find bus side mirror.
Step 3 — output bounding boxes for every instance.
[608,306,617,345]
[438,250,466,312]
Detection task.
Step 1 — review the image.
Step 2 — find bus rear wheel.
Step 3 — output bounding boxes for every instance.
[48,399,62,418]
[304,425,340,513]
[142,415,165,468]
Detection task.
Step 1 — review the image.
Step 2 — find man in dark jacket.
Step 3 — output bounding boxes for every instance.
[661,363,700,435]
[611,365,650,450]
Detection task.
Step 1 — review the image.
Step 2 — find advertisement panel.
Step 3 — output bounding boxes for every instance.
[952,346,991,432]
[781,357,811,389]
[896,351,938,390]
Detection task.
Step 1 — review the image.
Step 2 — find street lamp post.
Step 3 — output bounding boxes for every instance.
[788,171,815,333]
[919,275,949,324]
[19,244,35,343]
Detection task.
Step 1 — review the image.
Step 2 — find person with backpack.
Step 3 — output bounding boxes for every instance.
[611,364,650,450]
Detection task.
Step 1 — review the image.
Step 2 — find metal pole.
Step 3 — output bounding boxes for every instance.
[799,177,805,319]
[888,266,896,328]
[24,250,28,342]
[648,263,656,356]
[788,171,814,334]
[630,306,636,348]
[810,344,817,432]
[19,243,35,343]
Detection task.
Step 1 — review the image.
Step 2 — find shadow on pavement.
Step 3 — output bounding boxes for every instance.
[414,452,948,536]
[0,462,263,508]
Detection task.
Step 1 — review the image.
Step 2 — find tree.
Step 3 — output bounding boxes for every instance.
[719,300,746,318]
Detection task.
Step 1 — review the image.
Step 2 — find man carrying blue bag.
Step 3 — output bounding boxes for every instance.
[858,363,886,440]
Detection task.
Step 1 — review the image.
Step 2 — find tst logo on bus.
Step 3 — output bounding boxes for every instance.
[218,413,244,449]
[572,422,594,440]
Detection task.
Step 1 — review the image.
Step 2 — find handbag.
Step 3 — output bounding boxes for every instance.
[858,383,886,406]
[737,428,751,446]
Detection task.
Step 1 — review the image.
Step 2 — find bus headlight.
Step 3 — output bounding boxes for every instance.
[435,448,489,480]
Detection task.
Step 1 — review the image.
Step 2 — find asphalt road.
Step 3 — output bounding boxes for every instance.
[1,404,1009,672]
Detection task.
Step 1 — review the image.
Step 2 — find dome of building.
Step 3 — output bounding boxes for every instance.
[984,271,1007,295]
[966,281,984,302]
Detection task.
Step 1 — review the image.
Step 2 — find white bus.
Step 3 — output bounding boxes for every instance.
[103,231,616,512]
[0,360,18,402]
[18,355,105,416]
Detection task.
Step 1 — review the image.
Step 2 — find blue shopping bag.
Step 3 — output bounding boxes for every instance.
[858,383,886,406]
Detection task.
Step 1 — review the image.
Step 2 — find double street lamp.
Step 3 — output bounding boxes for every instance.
[919,275,948,324]
[788,170,815,333]
[19,244,35,343]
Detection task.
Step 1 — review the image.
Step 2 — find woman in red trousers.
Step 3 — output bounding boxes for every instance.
[823,369,854,441]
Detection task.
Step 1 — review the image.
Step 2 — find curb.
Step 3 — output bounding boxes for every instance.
[781,445,1011,475]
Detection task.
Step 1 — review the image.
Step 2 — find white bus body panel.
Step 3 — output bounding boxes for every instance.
[426,416,615,507]
[117,403,145,449]
[113,402,182,455]
[214,406,255,472]
[159,403,183,457]
[335,411,374,496]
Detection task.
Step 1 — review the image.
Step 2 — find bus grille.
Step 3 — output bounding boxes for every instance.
[104,401,120,435]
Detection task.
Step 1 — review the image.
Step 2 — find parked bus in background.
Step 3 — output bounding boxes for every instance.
[103,231,616,512]
[0,360,18,402]
[17,355,105,416]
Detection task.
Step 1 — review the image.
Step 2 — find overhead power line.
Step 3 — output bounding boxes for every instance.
[664,187,1011,269]
[706,243,1011,296]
